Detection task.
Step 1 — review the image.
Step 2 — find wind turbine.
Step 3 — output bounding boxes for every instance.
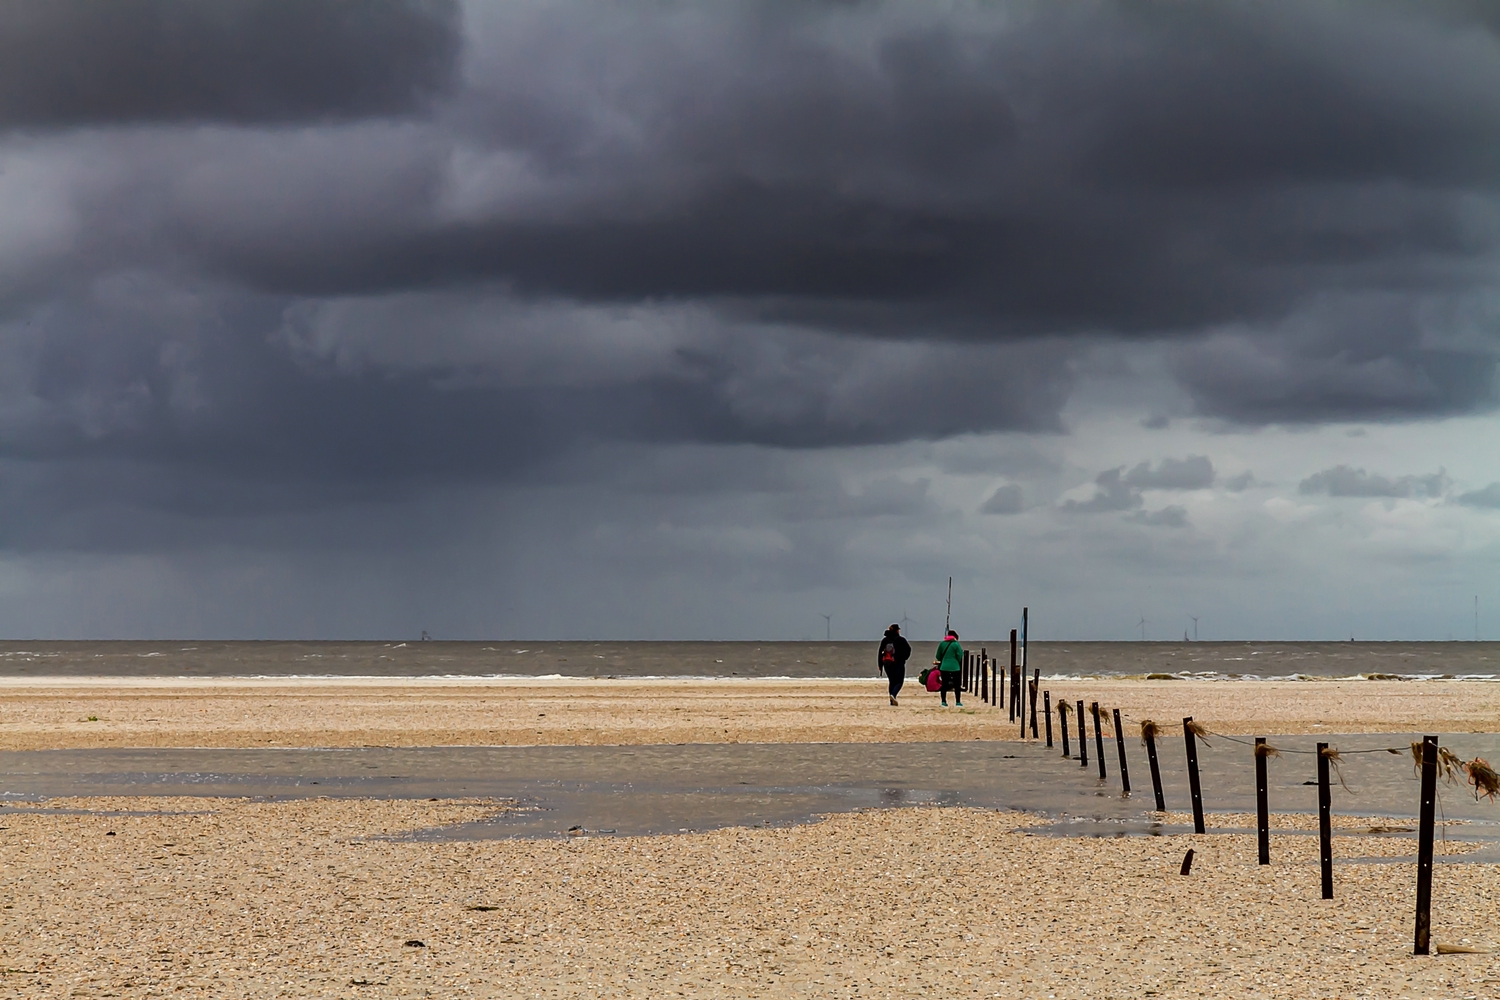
[1189,616,1199,642]
[1138,617,1147,641]
[821,614,832,641]
[900,610,915,631]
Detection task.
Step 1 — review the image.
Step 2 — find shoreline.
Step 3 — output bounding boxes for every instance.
[0,799,1493,996]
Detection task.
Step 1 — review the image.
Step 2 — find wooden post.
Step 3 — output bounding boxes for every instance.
[1145,725,1165,812]
[1043,691,1053,747]
[1021,606,1028,675]
[980,651,988,703]
[988,648,997,706]
[1113,708,1130,795]
[1183,716,1205,834]
[1414,734,1438,955]
[1058,701,1071,757]
[1077,701,1087,768]
[1317,742,1333,899]
[1020,678,1027,739]
[962,652,970,693]
[1008,630,1018,719]
[1092,702,1106,779]
[1255,737,1270,865]
[1030,669,1040,738]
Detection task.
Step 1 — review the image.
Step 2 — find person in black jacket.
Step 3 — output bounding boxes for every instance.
[877,624,912,705]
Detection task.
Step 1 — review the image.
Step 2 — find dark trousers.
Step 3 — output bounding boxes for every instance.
[940,670,961,701]
[887,665,905,698]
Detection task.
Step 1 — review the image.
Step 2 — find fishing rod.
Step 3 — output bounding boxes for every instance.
[944,576,952,634]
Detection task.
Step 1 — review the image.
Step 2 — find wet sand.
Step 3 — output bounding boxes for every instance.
[0,676,1495,750]
[0,797,1495,998]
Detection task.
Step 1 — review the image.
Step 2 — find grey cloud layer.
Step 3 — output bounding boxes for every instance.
[1459,482,1500,507]
[1299,464,1449,498]
[0,0,460,126]
[1,0,1499,529]
[1061,456,1216,515]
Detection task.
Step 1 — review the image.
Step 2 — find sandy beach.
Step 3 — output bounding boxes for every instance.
[0,797,1495,998]
[1,676,1497,996]
[0,676,1495,750]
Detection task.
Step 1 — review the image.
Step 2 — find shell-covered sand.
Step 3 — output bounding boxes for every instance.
[1,676,1496,996]
[0,676,1495,749]
[0,798,1494,998]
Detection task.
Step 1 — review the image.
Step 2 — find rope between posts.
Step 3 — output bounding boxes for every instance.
[1066,704,1498,801]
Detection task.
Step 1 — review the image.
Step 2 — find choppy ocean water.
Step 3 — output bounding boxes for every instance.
[0,640,1495,681]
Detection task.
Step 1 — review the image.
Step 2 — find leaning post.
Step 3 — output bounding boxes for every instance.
[1144,723,1166,811]
[1183,717,1205,834]
[1077,700,1088,768]
[1112,708,1131,794]
[1091,702,1107,780]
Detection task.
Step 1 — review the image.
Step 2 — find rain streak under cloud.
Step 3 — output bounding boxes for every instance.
[0,0,1498,641]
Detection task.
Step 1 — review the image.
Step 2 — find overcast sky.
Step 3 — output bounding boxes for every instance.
[1,0,1498,641]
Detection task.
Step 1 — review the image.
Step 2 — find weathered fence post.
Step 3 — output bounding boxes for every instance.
[1113,708,1130,794]
[1255,737,1270,865]
[1091,702,1106,780]
[1144,723,1165,811]
[1043,691,1053,747]
[1317,742,1333,899]
[1058,700,1071,757]
[1077,700,1088,768]
[1414,734,1438,955]
[1009,630,1018,719]
[980,650,988,703]
[1030,669,1040,739]
[1183,716,1205,834]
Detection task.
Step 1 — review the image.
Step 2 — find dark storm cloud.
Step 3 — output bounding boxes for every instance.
[1170,294,1500,423]
[131,0,1500,429]
[1298,465,1449,498]
[0,0,461,127]
[2,0,1500,516]
[186,0,1500,338]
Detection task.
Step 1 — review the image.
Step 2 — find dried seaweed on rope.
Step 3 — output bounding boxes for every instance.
[1184,719,1211,746]
[1320,745,1351,792]
[1465,757,1500,802]
[1254,741,1281,759]
[1409,742,1465,784]
[1139,719,1157,745]
[1440,747,1465,783]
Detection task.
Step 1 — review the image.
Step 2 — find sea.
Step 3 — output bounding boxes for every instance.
[0,640,1496,681]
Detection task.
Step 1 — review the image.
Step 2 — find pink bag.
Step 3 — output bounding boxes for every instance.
[925,668,942,692]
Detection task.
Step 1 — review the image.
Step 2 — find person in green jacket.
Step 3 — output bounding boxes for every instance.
[933,629,964,707]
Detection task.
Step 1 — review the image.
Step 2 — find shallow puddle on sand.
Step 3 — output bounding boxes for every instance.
[1,734,1497,849]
